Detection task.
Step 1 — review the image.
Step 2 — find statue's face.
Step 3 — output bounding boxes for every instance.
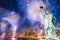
[46,10,49,14]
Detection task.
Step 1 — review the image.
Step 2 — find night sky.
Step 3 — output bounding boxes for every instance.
[0,0,60,27]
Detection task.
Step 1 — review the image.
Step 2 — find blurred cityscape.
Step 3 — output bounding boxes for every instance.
[0,26,60,40]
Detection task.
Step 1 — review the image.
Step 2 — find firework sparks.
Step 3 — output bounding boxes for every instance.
[1,11,20,40]
[1,22,7,29]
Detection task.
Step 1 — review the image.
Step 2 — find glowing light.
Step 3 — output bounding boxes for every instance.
[10,14,19,22]
[40,29,43,35]
[1,33,6,39]
[11,25,17,40]
[1,22,7,29]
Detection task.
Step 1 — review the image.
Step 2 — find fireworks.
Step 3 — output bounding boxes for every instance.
[0,11,20,40]
[1,22,7,29]
[0,0,59,40]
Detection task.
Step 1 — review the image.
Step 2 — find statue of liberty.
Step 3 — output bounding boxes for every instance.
[39,6,57,39]
[44,10,57,39]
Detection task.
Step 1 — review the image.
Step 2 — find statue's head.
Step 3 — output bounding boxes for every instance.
[45,10,50,14]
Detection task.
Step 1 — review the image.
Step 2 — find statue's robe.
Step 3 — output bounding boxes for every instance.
[44,13,56,39]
